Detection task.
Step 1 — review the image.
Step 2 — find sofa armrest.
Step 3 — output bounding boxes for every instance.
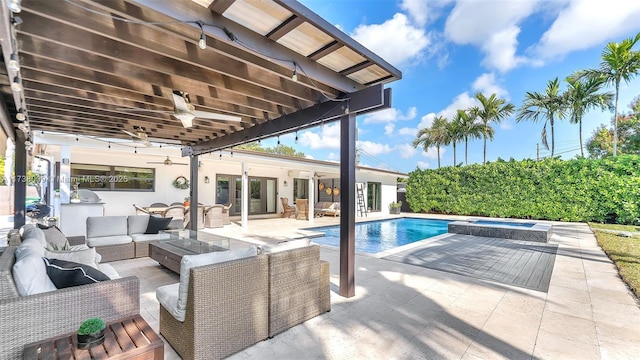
[0,276,140,360]
[67,235,86,246]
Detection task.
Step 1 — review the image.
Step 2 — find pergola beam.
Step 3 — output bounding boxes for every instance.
[184,85,390,156]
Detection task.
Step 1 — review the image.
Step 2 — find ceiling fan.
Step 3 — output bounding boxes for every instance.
[147,156,188,166]
[119,91,242,128]
[122,126,152,147]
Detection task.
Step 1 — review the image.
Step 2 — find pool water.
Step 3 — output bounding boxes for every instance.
[310,218,451,254]
[474,220,535,228]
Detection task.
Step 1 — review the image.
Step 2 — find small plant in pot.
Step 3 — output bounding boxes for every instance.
[77,317,106,350]
[389,201,402,214]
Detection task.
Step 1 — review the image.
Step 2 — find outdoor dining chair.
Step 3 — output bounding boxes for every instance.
[222,203,233,225]
[204,205,224,228]
[150,202,168,207]
[162,205,186,229]
[133,204,150,215]
[184,205,205,229]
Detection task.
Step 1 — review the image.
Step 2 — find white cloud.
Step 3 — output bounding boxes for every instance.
[534,0,640,60]
[363,106,417,124]
[398,127,417,136]
[500,121,513,130]
[304,154,315,160]
[417,161,430,169]
[396,143,417,159]
[472,72,508,98]
[384,123,395,135]
[357,140,393,156]
[418,113,436,130]
[439,92,479,120]
[400,0,429,27]
[299,123,340,150]
[444,0,537,72]
[352,13,431,67]
[326,152,339,161]
[422,147,441,160]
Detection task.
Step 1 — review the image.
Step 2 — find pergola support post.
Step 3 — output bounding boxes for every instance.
[13,131,27,229]
[339,112,356,297]
[188,155,199,230]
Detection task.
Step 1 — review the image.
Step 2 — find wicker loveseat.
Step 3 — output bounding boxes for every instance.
[156,242,330,359]
[0,243,140,360]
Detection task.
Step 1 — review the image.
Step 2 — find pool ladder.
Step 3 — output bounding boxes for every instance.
[357,183,367,217]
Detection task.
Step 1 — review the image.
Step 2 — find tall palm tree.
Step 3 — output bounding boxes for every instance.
[474,92,515,164]
[516,77,567,158]
[565,74,613,157]
[446,116,463,166]
[412,115,448,168]
[579,33,640,156]
[454,109,483,165]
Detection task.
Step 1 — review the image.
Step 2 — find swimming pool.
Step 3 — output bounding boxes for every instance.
[309,218,451,254]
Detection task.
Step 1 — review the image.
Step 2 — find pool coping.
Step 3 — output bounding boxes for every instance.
[448,219,553,243]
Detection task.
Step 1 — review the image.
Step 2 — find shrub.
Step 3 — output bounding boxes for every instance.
[406,155,640,225]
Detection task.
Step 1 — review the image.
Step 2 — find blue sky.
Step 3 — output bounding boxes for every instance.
[262,0,640,173]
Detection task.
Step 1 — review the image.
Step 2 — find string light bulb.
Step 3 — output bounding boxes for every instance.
[295,131,298,144]
[277,136,280,145]
[134,147,137,154]
[291,62,298,82]
[8,53,19,71]
[7,0,21,13]
[16,108,25,121]
[108,142,111,149]
[196,21,206,50]
[11,76,22,92]
[219,150,222,159]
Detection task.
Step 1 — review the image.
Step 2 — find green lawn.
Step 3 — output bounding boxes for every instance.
[588,222,640,232]
[590,228,640,299]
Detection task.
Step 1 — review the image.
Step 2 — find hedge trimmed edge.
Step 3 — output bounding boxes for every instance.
[406,155,640,225]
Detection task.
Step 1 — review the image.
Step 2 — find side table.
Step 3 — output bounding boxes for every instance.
[23,315,164,359]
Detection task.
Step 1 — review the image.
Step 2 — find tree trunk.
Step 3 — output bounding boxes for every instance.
[579,119,584,157]
[483,132,487,165]
[437,145,441,168]
[613,80,620,156]
[550,116,555,158]
[465,136,469,165]
[453,142,457,166]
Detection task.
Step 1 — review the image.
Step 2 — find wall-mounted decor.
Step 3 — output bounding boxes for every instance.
[172,175,189,190]
[318,182,325,191]
[325,187,332,195]
[333,187,340,196]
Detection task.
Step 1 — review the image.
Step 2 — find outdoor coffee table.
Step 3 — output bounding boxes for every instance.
[150,230,252,273]
[23,314,163,359]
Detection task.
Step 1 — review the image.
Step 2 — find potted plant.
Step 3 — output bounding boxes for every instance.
[77,317,106,350]
[389,201,402,214]
[184,196,190,207]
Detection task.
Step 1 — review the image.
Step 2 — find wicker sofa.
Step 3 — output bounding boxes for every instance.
[0,237,140,359]
[157,242,330,359]
[86,215,171,262]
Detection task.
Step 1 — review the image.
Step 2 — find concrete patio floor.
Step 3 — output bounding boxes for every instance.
[110,213,640,359]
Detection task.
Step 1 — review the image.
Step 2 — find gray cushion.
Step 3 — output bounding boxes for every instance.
[128,215,150,235]
[86,216,128,238]
[86,235,132,247]
[20,224,46,248]
[131,233,171,242]
[37,224,70,250]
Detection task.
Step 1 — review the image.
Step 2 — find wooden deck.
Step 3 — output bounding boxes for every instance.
[383,234,558,292]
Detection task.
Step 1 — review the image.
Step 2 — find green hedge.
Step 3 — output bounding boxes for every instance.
[406,156,640,224]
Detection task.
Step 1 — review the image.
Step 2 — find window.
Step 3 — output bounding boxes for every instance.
[70,164,155,191]
[367,182,381,212]
[293,178,308,201]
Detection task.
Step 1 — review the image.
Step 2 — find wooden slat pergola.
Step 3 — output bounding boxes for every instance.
[0,0,401,297]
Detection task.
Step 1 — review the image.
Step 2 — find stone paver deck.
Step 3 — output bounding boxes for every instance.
[6,213,637,359]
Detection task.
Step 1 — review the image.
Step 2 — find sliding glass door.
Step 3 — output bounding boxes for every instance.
[217,174,277,215]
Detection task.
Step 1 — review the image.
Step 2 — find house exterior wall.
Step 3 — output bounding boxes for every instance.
[356,172,400,215]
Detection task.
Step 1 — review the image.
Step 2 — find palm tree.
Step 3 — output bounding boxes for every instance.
[412,116,448,168]
[474,92,515,164]
[579,33,640,156]
[516,77,567,158]
[454,109,483,165]
[446,116,463,166]
[565,74,613,157]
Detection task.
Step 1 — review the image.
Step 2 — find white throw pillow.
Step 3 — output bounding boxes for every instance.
[13,247,57,296]
[258,239,311,254]
[175,246,257,320]
[45,247,99,269]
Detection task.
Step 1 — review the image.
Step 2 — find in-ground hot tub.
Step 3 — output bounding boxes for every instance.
[448,219,553,243]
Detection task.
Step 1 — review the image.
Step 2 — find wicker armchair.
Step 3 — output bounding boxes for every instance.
[280,197,296,218]
[204,205,224,228]
[0,247,140,360]
[159,255,269,360]
[295,199,309,220]
[184,205,205,230]
[222,203,233,225]
[266,245,331,337]
[162,205,186,230]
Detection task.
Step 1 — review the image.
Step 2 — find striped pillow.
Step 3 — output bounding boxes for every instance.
[43,258,110,289]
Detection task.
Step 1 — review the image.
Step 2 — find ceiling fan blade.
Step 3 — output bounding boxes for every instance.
[116,108,171,114]
[122,129,138,138]
[171,92,191,112]
[193,111,242,122]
